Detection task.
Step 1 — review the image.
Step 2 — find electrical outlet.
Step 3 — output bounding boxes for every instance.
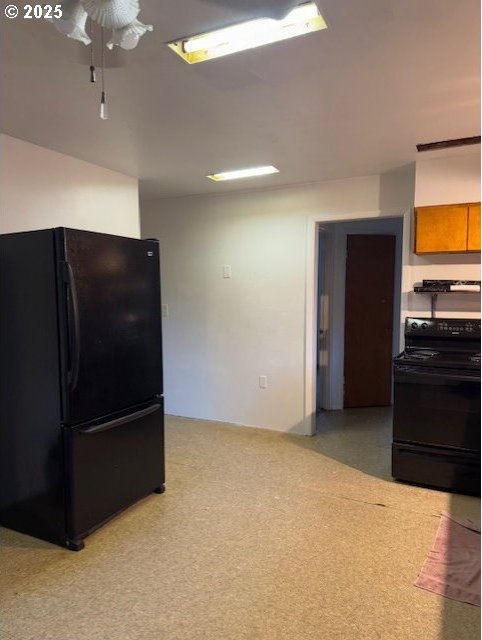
[162,304,169,317]
[223,264,232,278]
[259,375,268,389]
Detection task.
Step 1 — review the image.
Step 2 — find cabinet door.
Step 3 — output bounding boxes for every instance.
[467,203,481,251]
[414,205,468,253]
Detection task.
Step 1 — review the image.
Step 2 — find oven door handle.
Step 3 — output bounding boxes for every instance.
[394,365,480,383]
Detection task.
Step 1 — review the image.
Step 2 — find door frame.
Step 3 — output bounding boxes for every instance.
[303,209,412,435]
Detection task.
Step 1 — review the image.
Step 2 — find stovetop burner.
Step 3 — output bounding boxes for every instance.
[396,348,481,370]
[398,317,481,371]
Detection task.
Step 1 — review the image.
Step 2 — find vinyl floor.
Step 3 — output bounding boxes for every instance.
[1,407,480,640]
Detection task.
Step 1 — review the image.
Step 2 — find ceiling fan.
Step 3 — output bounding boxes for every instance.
[50,0,152,49]
[49,0,304,117]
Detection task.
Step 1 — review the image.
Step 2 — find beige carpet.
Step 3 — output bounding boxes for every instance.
[1,408,480,640]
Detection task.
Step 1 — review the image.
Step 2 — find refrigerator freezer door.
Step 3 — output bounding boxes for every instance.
[64,401,164,547]
[57,229,162,425]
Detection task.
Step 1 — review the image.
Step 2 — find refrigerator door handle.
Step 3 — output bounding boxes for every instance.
[80,403,161,435]
[66,262,81,391]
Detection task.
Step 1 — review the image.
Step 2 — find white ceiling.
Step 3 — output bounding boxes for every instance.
[1,0,480,198]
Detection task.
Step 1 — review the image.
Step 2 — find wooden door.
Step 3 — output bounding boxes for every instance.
[344,235,396,408]
[414,204,468,253]
[467,203,481,251]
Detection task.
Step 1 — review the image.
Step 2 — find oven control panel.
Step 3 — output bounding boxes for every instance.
[406,317,481,337]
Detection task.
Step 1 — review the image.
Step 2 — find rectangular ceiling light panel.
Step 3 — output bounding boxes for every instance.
[168,2,327,64]
[206,166,279,181]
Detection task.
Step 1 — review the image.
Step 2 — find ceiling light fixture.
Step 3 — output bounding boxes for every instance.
[168,2,327,64]
[50,1,153,50]
[206,166,280,182]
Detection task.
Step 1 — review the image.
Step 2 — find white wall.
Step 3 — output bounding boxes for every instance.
[415,147,481,206]
[141,153,479,434]
[141,175,408,434]
[0,135,140,237]
[407,147,481,319]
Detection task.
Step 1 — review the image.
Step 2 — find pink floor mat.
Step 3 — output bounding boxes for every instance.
[415,512,481,607]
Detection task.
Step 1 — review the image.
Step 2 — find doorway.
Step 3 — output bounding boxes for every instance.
[315,217,404,412]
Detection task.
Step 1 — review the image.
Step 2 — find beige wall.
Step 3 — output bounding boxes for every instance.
[141,175,409,433]
[142,155,480,433]
[414,147,481,206]
[0,135,140,237]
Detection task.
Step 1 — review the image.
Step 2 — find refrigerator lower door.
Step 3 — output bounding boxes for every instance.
[64,400,164,550]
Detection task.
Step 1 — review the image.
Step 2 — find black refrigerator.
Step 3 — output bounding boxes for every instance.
[0,228,164,550]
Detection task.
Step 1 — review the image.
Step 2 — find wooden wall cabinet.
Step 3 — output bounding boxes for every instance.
[468,203,481,251]
[414,202,481,254]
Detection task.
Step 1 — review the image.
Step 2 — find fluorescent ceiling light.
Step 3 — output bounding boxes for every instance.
[206,166,279,182]
[168,2,327,64]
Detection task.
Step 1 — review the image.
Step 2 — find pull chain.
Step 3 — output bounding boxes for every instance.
[100,27,108,119]
[89,19,96,83]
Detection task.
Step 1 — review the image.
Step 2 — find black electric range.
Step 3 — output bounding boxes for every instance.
[392,317,481,495]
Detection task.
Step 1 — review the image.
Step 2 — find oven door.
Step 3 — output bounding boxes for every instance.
[393,365,481,451]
